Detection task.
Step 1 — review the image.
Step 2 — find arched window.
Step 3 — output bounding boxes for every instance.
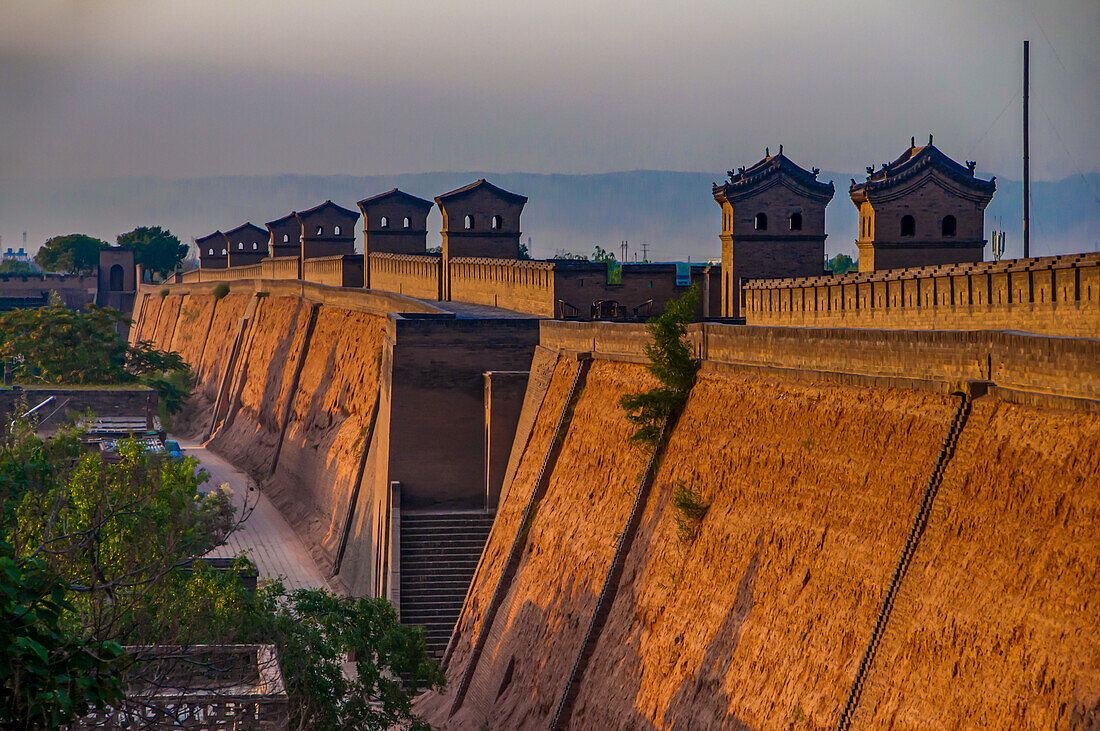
[282,234,289,243]
[789,212,803,231]
[754,213,768,231]
[403,217,410,228]
[208,248,214,256]
[464,215,474,230]
[491,215,502,230]
[380,217,389,229]
[334,225,341,235]
[109,264,124,291]
[316,226,323,236]
[238,242,244,250]
[900,215,915,237]
[221,248,227,255]
[941,215,956,237]
[252,242,258,250]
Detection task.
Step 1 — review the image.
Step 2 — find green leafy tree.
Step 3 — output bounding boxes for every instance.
[591,245,616,263]
[117,226,188,279]
[0,260,36,274]
[826,253,857,275]
[34,235,107,273]
[0,304,129,384]
[619,284,701,444]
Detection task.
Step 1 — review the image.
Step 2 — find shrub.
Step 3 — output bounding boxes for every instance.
[672,480,709,545]
[212,283,230,300]
[159,288,170,298]
[619,284,701,444]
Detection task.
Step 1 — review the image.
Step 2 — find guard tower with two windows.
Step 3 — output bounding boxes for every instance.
[266,213,302,259]
[850,136,996,272]
[224,222,269,268]
[435,179,528,300]
[197,231,228,270]
[712,148,834,317]
[358,188,434,289]
[295,200,360,260]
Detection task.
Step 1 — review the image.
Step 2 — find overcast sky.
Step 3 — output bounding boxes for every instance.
[1,0,1097,183]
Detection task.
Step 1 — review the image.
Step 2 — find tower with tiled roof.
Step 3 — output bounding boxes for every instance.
[266,213,301,259]
[850,135,996,272]
[436,179,528,299]
[196,231,228,270]
[712,147,835,317]
[224,222,269,267]
[296,200,360,260]
[358,188,434,257]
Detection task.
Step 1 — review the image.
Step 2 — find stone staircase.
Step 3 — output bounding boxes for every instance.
[400,510,496,657]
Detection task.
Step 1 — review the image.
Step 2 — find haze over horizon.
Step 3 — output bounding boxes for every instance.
[2,0,1097,259]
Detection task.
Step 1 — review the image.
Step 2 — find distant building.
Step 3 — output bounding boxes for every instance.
[2,247,29,263]
[296,201,359,260]
[197,231,228,270]
[224,222,269,267]
[850,136,996,272]
[265,213,301,259]
[712,148,835,317]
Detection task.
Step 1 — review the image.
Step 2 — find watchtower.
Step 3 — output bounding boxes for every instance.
[712,147,834,317]
[197,231,228,270]
[436,179,527,300]
[224,222,269,267]
[296,201,359,260]
[265,213,301,259]
[850,136,996,272]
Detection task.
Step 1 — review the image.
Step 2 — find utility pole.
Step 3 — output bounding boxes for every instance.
[621,240,628,262]
[641,242,649,262]
[1023,39,1030,259]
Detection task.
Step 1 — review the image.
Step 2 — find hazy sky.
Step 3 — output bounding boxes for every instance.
[1,0,1097,182]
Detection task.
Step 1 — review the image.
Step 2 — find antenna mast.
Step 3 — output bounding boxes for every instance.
[1023,39,1030,259]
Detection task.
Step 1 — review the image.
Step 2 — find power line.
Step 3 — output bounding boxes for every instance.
[966,91,1018,159]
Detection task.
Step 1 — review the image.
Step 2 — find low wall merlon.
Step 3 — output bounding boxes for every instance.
[539,320,1100,403]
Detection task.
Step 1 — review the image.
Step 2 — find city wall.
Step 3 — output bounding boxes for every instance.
[417,319,1100,729]
[129,281,538,597]
[742,252,1100,337]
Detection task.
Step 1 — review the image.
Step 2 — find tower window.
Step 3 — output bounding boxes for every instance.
[380,217,389,229]
[941,215,956,237]
[252,242,258,250]
[238,242,244,250]
[754,213,768,231]
[221,249,226,255]
[403,217,410,228]
[492,215,502,230]
[334,225,341,235]
[316,226,323,236]
[283,234,289,243]
[900,215,915,237]
[789,212,803,231]
[465,215,474,230]
[208,248,214,256]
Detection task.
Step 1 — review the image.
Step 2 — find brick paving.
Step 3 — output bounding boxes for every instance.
[176,437,331,592]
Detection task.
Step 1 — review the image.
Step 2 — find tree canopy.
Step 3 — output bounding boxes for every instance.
[826,253,857,275]
[117,226,188,278]
[34,234,107,273]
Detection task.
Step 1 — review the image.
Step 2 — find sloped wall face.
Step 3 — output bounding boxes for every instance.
[263,307,386,571]
[425,363,1100,729]
[857,398,1100,728]
[165,293,219,437]
[205,296,312,479]
[151,294,184,351]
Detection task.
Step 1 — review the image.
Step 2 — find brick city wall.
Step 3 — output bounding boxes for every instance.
[302,255,364,288]
[539,319,1100,404]
[741,252,1100,338]
[447,257,557,316]
[368,253,442,300]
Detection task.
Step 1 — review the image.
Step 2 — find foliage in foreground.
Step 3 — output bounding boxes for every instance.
[0,303,193,413]
[0,425,441,729]
[619,284,701,444]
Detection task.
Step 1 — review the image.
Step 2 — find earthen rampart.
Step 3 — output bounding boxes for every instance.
[742,251,1100,337]
[420,319,1100,729]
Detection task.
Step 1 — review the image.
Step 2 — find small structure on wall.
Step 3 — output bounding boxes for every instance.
[712,147,835,318]
[358,189,434,287]
[296,201,359,260]
[224,222,269,268]
[265,213,302,259]
[850,136,996,272]
[436,179,527,300]
[196,231,228,270]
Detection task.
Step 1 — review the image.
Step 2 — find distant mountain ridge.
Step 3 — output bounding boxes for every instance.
[2,171,1096,263]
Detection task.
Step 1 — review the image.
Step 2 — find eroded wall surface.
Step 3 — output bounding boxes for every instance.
[422,357,1100,729]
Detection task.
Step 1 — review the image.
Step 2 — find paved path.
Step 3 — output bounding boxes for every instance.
[176,437,330,592]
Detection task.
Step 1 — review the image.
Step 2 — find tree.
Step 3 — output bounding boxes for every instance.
[826,253,857,275]
[34,235,107,273]
[0,260,35,274]
[619,284,701,445]
[117,226,188,279]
